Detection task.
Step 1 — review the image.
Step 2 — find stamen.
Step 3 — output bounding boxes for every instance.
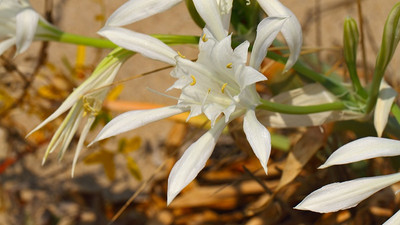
[202,33,208,42]
[83,96,100,116]
[207,88,211,93]
[226,63,233,69]
[177,51,186,58]
[190,75,196,86]
[221,83,228,93]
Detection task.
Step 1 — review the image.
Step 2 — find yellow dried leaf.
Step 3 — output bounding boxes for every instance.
[118,136,142,154]
[277,127,325,190]
[37,85,64,100]
[84,149,116,180]
[126,156,142,181]
[107,84,124,101]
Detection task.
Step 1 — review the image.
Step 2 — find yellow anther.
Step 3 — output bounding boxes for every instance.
[221,83,228,93]
[208,88,211,93]
[202,33,208,42]
[177,51,186,58]
[226,63,233,68]
[190,75,196,86]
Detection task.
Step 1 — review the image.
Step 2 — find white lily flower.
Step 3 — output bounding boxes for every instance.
[295,137,400,224]
[0,0,58,56]
[96,0,302,204]
[27,48,133,176]
[374,80,397,137]
[95,19,293,204]
[104,0,301,70]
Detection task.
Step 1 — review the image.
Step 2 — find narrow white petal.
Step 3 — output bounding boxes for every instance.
[71,115,96,177]
[92,106,187,144]
[106,0,181,27]
[250,16,287,70]
[0,38,16,55]
[258,0,303,72]
[295,173,400,213]
[216,0,233,31]
[383,209,400,225]
[193,0,226,40]
[320,137,400,169]
[243,109,271,174]
[99,27,177,65]
[15,8,38,55]
[235,64,267,90]
[167,117,227,204]
[374,80,397,137]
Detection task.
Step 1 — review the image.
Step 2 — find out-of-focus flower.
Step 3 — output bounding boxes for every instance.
[295,137,400,224]
[0,0,60,56]
[27,48,134,176]
[93,0,302,204]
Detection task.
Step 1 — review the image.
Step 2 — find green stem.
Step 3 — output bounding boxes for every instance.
[347,63,368,98]
[257,99,346,114]
[365,67,385,113]
[266,51,352,101]
[37,22,199,48]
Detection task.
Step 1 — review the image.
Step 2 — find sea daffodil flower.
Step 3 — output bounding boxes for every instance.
[93,0,302,204]
[27,48,133,176]
[0,0,59,56]
[104,0,302,71]
[295,137,400,224]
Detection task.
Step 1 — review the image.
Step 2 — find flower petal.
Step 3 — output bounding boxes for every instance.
[215,0,233,31]
[243,109,271,174]
[295,173,400,213]
[192,0,226,40]
[258,0,302,72]
[99,27,177,65]
[374,80,397,137]
[250,16,287,70]
[167,117,227,204]
[15,8,38,55]
[105,0,182,27]
[383,209,400,225]
[91,106,187,144]
[320,137,400,169]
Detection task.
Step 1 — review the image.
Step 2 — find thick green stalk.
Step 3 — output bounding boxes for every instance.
[257,99,346,114]
[366,3,400,113]
[267,51,352,102]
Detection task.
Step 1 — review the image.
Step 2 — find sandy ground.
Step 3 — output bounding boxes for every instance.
[1,0,400,224]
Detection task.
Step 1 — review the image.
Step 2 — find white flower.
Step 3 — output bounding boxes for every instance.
[104,0,302,71]
[295,137,400,224]
[27,48,133,176]
[93,0,302,204]
[0,0,58,56]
